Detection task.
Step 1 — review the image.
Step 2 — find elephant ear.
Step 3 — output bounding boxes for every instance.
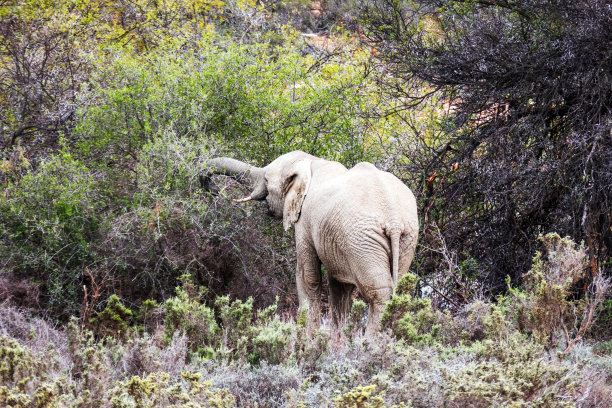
[282,158,312,231]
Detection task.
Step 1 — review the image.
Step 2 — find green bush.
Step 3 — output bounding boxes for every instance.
[163,281,219,350]
[344,299,367,343]
[74,28,378,168]
[90,295,134,340]
[215,295,254,361]
[251,313,293,365]
[445,334,575,408]
[334,384,385,408]
[66,318,111,406]
[0,336,40,407]
[95,134,230,300]
[507,233,610,352]
[0,325,109,407]
[0,150,101,317]
[382,274,442,345]
[160,280,297,366]
[137,299,162,329]
[92,131,299,314]
[0,335,40,387]
[109,371,235,407]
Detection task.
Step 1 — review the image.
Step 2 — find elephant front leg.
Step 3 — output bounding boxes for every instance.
[296,244,322,332]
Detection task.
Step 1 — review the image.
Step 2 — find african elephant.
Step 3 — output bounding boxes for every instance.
[205,151,419,334]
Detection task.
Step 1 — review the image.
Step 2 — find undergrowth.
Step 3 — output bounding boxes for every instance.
[0,235,610,407]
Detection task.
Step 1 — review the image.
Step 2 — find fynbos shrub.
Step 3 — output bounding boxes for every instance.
[343,299,367,343]
[509,233,610,354]
[382,273,442,345]
[90,295,134,340]
[334,384,385,408]
[163,281,219,350]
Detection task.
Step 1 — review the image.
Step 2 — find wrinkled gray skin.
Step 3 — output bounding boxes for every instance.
[206,151,419,334]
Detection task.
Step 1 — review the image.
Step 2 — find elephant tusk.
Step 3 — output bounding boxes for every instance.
[233,196,253,203]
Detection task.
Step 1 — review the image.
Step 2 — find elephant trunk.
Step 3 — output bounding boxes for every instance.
[205,157,267,200]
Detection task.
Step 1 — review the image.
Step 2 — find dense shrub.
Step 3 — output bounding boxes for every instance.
[93,133,289,308]
[590,299,612,341]
[163,279,219,350]
[0,151,101,317]
[250,303,294,365]
[362,0,612,293]
[0,131,296,319]
[506,234,610,355]
[0,336,60,407]
[343,299,367,343]
[0,0,96,160]
[381,273,443,345]
[90,295,134,340]
[109,371,235,408]
[333,384,385,408]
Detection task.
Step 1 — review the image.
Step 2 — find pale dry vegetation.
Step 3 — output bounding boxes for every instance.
[1,236,611,407]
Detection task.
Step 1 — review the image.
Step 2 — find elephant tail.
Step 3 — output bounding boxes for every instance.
[387,227,401,289]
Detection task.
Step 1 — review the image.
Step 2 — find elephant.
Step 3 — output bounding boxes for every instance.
[205,151,419,334]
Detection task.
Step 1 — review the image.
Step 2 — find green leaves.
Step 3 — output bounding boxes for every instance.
[0,152,100,317]
[74,29,378,167]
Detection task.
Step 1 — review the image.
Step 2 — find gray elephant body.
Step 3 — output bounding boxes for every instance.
[207,151,418,334]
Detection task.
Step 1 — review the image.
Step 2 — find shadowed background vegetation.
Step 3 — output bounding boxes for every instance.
[0,0,611,406]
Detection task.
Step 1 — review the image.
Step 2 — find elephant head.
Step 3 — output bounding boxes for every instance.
[206,151,315,231]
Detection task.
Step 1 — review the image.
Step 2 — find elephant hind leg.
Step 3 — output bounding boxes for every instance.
[396,232,418,289]
[365,286,393,335]
[328,278,354,330]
